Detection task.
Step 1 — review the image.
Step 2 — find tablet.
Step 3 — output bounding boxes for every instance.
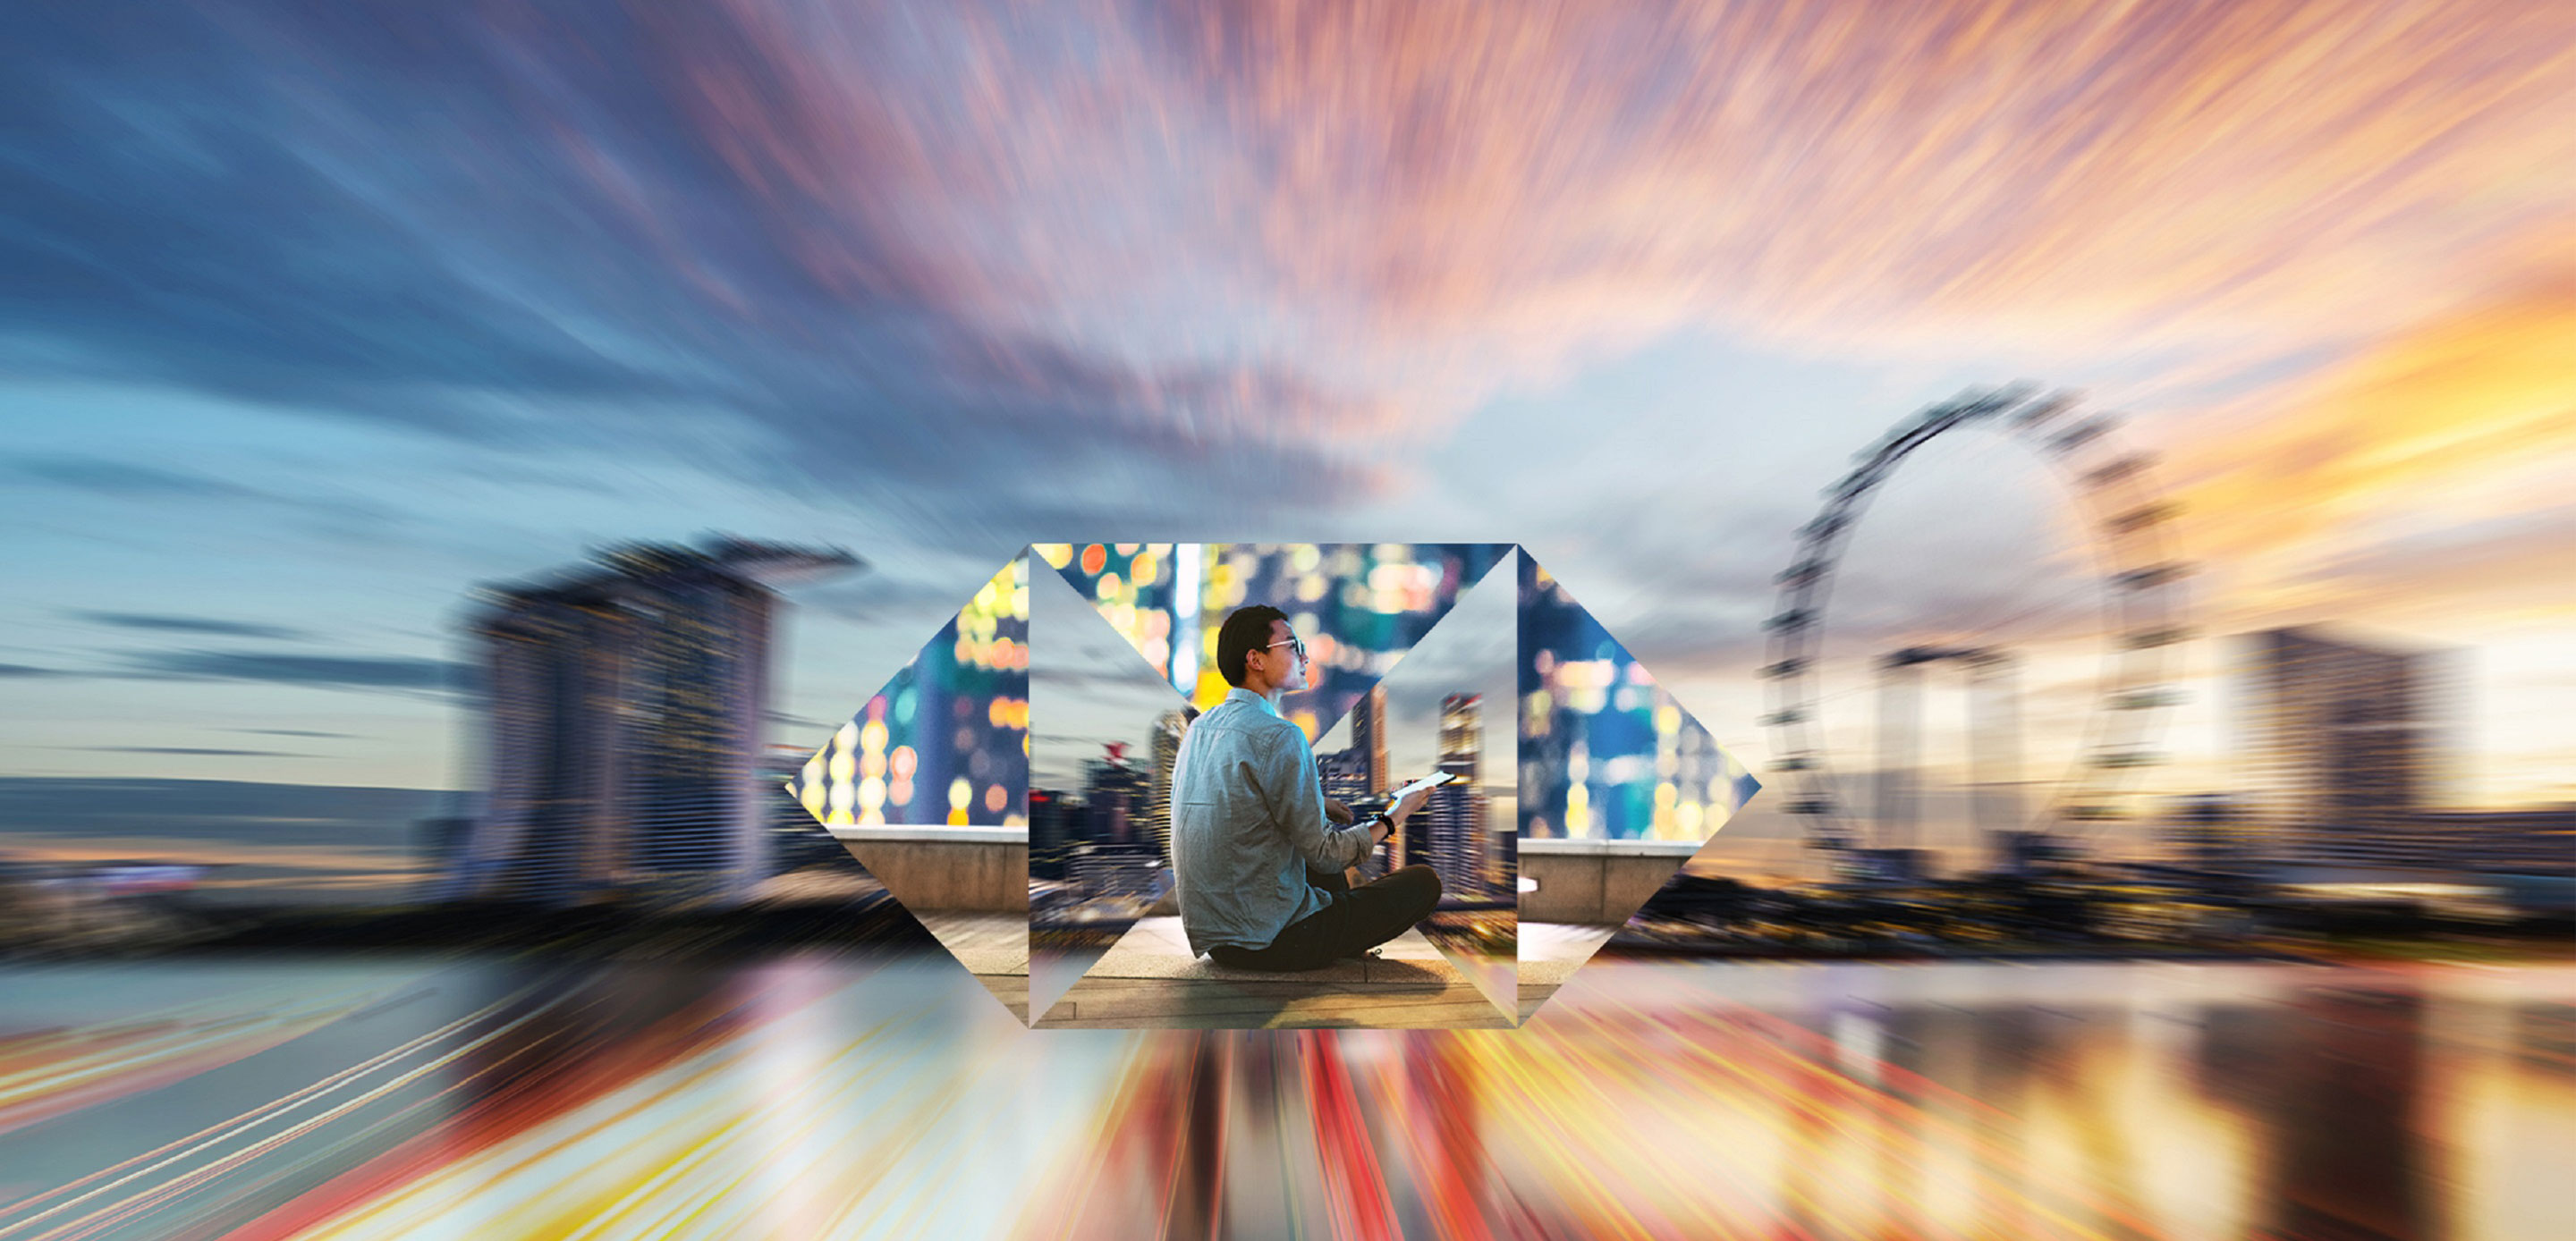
[1388,771,1464,803]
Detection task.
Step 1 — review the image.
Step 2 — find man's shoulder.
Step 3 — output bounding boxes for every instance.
[1230,703,1303,742]
[1200,697,1295,735]
[1191,699,1302,756]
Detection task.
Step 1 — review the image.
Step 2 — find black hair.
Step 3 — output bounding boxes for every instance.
[1216,604,1289,688]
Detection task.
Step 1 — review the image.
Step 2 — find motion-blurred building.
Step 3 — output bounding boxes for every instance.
[1404,694,1487,900]
[436,536,857,908]
[2164,793,2253,869]
[1084,745,1145,851]
[0,861,207,949]
[2237,628,2444,865]
[1072,840,1165,902]
[1033,746,1179,913]
[2408,806,2576,877]
[1029,789,1084,882]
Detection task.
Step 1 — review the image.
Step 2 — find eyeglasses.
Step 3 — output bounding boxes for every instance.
[1263,637,1308,663]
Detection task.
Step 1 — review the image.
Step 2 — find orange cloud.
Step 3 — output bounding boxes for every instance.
[2165,271,2576,621]
[636,0,2576,436]
[1181,0,2576,371]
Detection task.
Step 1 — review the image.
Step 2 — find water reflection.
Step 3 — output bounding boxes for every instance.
[1,958,2568,1238]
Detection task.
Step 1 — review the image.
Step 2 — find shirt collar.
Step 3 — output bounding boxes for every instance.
[1222,686,1279,718]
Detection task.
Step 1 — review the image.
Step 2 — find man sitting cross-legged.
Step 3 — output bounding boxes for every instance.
[1169,604,1440,972]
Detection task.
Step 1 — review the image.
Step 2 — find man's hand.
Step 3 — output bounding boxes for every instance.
[1324,797,1355,826]
[1390,782,1435,826]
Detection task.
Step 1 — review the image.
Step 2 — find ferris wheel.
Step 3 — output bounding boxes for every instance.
[1758,384,2191,873]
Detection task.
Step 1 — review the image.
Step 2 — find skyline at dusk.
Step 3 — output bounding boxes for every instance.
[5,0,2574,901]
[2,7,2572,1237]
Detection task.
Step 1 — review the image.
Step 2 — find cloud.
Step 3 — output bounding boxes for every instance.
[2164,270,2576,622]
[0,2,1398,542]
[110,650,465,694]
[799,572,987,626]
[0,663,69,678]
[2265,507,2576,628]
[5,453,406,535]
[71,611,313,641]
[2,0,2570,581]
[5,456,262,499]
[73,746,309,757]
[1135,0,2576,375]
[235,728,359,739]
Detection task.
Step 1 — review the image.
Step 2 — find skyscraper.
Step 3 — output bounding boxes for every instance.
[2239,627,2439,864]
[1028,788,1085,882]
[438,537,855,907]
[1316,747,1367,801]
[1411,693,1487,900]
[1147,709,1189,861]
[1066,742,1162,905]
[2164,792,2251,869]
[1350,683,1390,798]
[1083,745,1146,850]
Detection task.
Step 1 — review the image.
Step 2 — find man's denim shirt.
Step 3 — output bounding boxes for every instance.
[1170,687,1376,956]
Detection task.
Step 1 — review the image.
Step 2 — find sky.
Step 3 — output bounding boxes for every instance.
[4,0,2572,885]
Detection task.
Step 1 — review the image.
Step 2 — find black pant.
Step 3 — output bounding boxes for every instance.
[1208,864,1442,972]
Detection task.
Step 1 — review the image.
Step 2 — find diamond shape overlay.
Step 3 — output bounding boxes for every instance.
[794,544,1760,1028]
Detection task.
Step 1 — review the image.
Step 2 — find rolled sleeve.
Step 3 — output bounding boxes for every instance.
[1258,725,1372,873]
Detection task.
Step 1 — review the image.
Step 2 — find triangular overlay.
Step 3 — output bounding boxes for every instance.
[788,554,1031,1018]
[799,540,1759,1029]
[1026,553,1195,1021]
[1034,543,1510,744]
[1312,546,1521,1021]
[1517,553,1760,1022]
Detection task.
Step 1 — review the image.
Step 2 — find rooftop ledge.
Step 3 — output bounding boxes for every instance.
[1518,837,1707,858]
[823,824,1027,845]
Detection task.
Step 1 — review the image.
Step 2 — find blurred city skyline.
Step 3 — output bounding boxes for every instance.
[4,0,2574,899]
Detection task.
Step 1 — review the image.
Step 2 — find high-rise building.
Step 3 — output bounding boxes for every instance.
[1309,746,1388,880]
[1350,683,1390,798]
[1410,693,1487,900]
[1316,747,1371,805]
[1028,789,1086,882]
[1072,840,1165,901]
[2409,806,2576,876]
[1146,710,1189,861]
[1083,745,1146,852]
[437,537,855,908]
[2164,792,2253,869]
[2238,628,2440,864]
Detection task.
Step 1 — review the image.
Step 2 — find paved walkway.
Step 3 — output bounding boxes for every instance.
[1032,916,1513,1029]
[1515,921,1617,1022]
[909,911,1622,1028]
